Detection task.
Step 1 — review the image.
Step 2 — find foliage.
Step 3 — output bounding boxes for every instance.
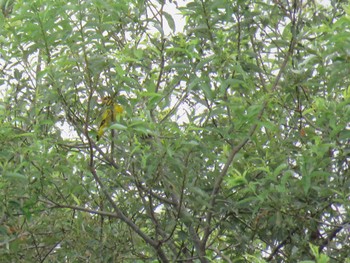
[0,0,349,262]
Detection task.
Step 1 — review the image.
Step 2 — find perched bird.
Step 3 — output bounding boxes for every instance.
[96,96,123,141]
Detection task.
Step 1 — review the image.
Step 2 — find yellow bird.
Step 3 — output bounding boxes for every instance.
[96,96,123,141]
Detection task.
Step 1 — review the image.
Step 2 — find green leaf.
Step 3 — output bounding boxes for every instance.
[301,175,311,194]
[71,193,81,205]
[163,11,175,32]
[273,163,288,177]
[4,172,27,183]
[195,55,215,70]
[226,175,247,188]
[109,123,127,130]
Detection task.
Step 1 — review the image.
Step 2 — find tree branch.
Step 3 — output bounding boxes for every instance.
[202,27,298,247]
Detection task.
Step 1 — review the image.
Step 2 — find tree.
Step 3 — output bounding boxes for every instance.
[0,0,349,262]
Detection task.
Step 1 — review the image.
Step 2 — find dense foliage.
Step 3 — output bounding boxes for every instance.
[0,0,349,262]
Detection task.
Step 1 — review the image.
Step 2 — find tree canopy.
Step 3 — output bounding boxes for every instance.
[0,0,349,262]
